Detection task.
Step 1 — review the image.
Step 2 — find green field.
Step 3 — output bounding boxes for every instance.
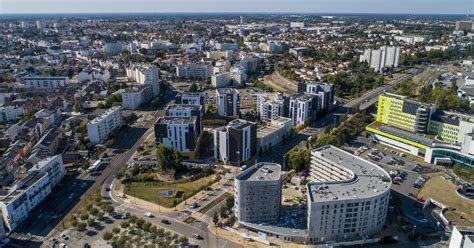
[124,174,218,208]
[453,165,474,184]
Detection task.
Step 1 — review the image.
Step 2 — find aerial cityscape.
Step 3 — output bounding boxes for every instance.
[1,1,474,248]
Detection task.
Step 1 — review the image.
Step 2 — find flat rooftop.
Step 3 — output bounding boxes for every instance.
[166,104,202,112]
[156,116,196,125]
[290,92,314,101]
[216,88,239,95]
[227,119,254,129]
[23,76,68,80]
[236,162,281,182]
[308,145,391,203]
[368,122,434,147]
[0,171,48,204]
[257,118,291,138]
[177,92,204,97]
[90,106,121,124]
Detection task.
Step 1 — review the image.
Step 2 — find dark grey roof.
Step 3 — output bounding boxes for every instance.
[402,100,422,115]
[380,125,433,146]
[431,111,461,126]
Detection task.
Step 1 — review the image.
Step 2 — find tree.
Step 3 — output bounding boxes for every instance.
[212,212,219,226]
[89,207,99,216]
[103,231,113,241]
[225,196,234,210]
[87,218,95,226]
[220,206,228,218]
[178,236,188,244]
[80,212,89,221]
[112,227,121,234]
[143,221,152,231]
[77,222,87,232]
[156,144,183,172]
[189,82,198,92]
[104,204,115,214]
[287,148,311,172]
[135,218,146,228]
[120,221,130,229]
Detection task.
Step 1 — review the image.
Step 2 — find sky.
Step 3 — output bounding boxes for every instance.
[1,0,474,15]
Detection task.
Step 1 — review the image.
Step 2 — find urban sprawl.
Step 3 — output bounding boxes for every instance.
[0,14,474,248]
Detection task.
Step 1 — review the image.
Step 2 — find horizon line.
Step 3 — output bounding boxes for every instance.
[0,11,472,16]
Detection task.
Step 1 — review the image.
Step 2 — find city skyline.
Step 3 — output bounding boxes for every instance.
[1,0,474,15]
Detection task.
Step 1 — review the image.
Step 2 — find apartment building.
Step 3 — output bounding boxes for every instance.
[216,88,240,117]
[87,107,123,144]
[214,119,257,165]
[257,117,292,155]
[359,46,400,73]
[154,116,199,159]
[235,162,282,224]
[212,72,232,88]
[126,64,160,97]
[304,82,335,112]
[307,146,391,243]
[175,92,206,111]
[455,21,474,32]
[165,104,203,135]
[257,92,288,122]
[290,22,305,28]
[22,76,69,88]
[0,106,24,123]
[0,171,51,231]
[121,84,153,110]
[394,35,430,44]
[206,50,233,60]
[104,42,123,55]
[176,63,212,80]
[289,93,318,126]
[28,155,65,188]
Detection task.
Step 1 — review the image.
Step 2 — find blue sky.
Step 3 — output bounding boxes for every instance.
[1,0,473,14]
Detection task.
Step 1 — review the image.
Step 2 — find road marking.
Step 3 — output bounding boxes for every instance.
[108,179,120,203]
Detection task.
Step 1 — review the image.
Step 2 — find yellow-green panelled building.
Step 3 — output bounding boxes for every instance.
[368,93,474,168]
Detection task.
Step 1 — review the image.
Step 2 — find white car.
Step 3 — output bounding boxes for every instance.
[144,212,153,217]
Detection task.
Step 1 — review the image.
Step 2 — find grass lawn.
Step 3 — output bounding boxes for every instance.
[453,165,474,184]
[418,173,474,226]
[124,174,219,208]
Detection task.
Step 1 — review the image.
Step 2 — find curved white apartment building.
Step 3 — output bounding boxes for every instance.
[307,145,391,243]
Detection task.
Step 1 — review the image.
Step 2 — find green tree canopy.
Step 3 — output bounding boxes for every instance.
[156,144,183,172]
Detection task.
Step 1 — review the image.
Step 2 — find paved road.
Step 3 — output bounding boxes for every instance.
[101,181,240,248]
[8,87,176,247]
